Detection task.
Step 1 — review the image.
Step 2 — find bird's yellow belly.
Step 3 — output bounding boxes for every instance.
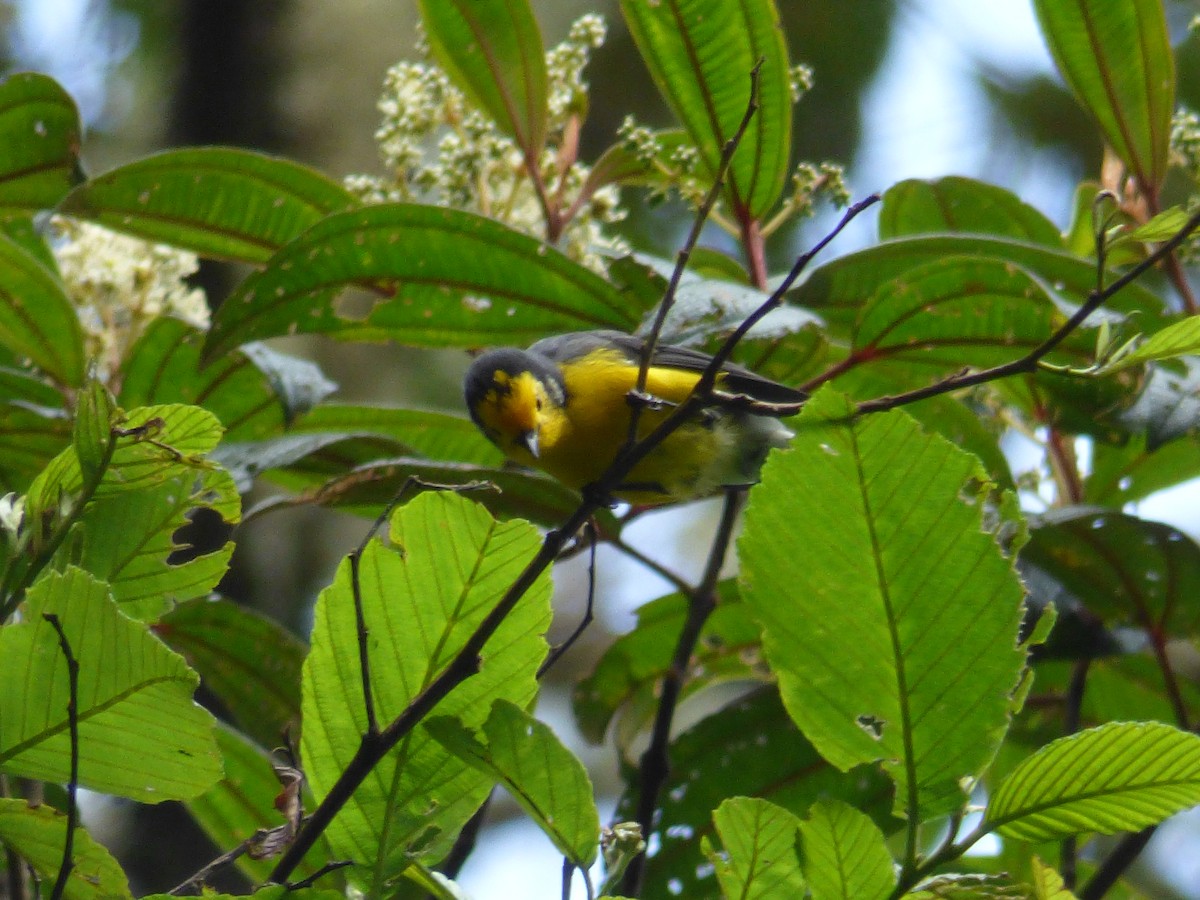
[537,353,733,503]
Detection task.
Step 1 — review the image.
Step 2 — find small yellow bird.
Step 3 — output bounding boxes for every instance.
[464,330,806,504]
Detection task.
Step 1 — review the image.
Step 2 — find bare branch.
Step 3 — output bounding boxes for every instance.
[628,61,764,450]
[42,615,78,900]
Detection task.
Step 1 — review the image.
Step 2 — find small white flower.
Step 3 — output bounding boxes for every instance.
[0,493,25,541]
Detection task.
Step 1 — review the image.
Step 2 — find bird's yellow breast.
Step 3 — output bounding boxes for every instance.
[537,349,732,502]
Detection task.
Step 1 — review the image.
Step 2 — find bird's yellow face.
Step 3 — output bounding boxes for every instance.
[470,369,556,465]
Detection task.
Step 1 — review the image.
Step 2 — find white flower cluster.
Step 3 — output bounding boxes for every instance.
[51,217,210,378]
[345,15,626,273]
[1171,107,1200,180]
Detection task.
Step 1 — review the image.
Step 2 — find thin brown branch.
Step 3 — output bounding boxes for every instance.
[1079,827,1157,900]
[620,488,744,897]
[539,520,599,678]
[628,61,764,450]
[42,615,78,900]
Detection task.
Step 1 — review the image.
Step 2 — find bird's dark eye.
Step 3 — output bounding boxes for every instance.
[535,398,543,411]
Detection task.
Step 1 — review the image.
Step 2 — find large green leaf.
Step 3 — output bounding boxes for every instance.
[1022,507,1200,637]
[60,148,357,264]
[620,0,792,219]
[418,0,547,157]
[428,699,599,867]
[797,798,895,900]
[158,599,306,749]
[879,177,1063,246]
[300,492,551,893]
[618,688,895,900]
[0,230,85,386]
[986,721,1200,842]
[290,405,504,467]
[0,567,221,800]
[788,234,1164,333]
[739,388,1027,822]
[1032,0,1173,190]
[0,798,132,900]
[702,797,805,900]
[203,204,638,359]
[0,72,83,215]
[851,255,1084,384]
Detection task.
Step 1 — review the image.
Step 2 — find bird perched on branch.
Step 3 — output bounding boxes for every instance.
[464,330,806,504]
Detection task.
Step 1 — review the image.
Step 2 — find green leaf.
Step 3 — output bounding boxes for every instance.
[788,234,1164,334]
[71,379,116,485]
[428,699,599,867]
[26,403,238,618]
[617,689,896,900]
[118,318,287,441]
[739,388,1027,822]
[418,0,547,157]
[60,148,357,264]
[158,599,305,749]
[0,72,83,215]
[0,798,132,900]
[1031,856,1079,900]
[0,405,71,492]
[1022,507,1200,636]
[0,567,221,800]
[880,177,1063,246]
[986,721,1200,841]
[203,204,638,359]
[1086,434,1200,505]
[620,0,793,219]
[797,798,895,900]
[291,405,504,466]
[0,230,85,386]
[702,797,804,900]
[1032,0,1173,189]
[300,492,551,892]
[852,256,1081,383]
[253,453,601,531]
[573,583,765,749]
[1103,315,1200,371]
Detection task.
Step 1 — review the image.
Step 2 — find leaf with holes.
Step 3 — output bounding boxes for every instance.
[739,387,1028,821]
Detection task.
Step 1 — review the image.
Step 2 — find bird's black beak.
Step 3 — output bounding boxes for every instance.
[521,429,540,458]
